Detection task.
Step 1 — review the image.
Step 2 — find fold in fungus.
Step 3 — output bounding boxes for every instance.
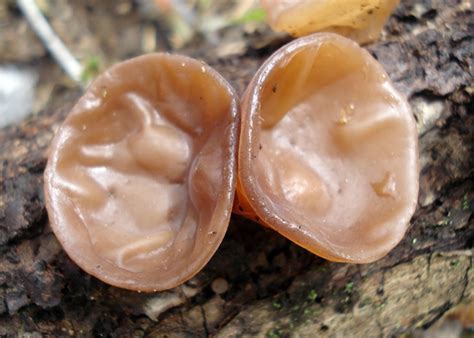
[234,33,419,263]
[261,0,399,44]
[44,54,239,291]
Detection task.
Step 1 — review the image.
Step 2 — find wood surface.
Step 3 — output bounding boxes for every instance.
[0,0,472,336]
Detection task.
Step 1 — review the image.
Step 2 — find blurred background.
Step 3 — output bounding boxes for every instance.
[0,0,277,128]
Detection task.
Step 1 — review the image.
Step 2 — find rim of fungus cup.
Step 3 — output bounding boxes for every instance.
[44,53,241,291]
[237,33,420,263]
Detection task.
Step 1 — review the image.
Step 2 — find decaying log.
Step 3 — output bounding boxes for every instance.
[0,0,472,336]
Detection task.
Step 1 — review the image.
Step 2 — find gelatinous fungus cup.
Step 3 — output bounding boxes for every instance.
[44,54,239,291]
[261,0,399,44]
[234,33,419,263]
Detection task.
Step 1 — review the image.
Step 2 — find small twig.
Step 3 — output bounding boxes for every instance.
[17,0,83,84]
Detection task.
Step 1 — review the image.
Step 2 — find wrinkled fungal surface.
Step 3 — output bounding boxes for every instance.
[235,33,419,263]
[261,0,399,44]
[44,54,239,291]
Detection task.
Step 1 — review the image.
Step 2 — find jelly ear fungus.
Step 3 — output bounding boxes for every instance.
[234,33,419,263]
[261,0,399,44]
[44,54,240,291]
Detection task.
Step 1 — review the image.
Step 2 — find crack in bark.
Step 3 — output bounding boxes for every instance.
[427,252,433,277]
[200,304,210,338]
[421,301,455,330]
[459,255,472,301]
[421,252,472,330]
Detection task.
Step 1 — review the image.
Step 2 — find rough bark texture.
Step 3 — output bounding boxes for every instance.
[0,0,473,337]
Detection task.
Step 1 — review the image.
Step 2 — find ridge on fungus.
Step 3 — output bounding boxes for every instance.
[234,33,419,263]
[44,53,239,291]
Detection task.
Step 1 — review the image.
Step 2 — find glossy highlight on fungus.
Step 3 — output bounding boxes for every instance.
[234,33,419,263]
[261,0,399,44]
[44,54,239,291]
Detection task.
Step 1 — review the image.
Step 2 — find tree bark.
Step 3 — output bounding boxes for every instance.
[0,0,472,337]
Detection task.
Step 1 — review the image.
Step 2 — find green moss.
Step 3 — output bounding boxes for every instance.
[81,56,101,83]
[450,260,460,267]
[233,8,266,24]
[375,301,386,311]
[267,328,282,338]
[303,307,321,317]
[307,289,318,301]
[462,193,469,210]
[344,282,354,294]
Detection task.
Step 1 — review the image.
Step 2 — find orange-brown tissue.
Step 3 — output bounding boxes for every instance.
[261,0,400,44]
[234,33,419,263]
[44,54,239,291]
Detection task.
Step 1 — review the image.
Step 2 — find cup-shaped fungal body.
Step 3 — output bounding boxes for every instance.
[261,0,399,44]
[235,33,419,263]
[44,54,239,291]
